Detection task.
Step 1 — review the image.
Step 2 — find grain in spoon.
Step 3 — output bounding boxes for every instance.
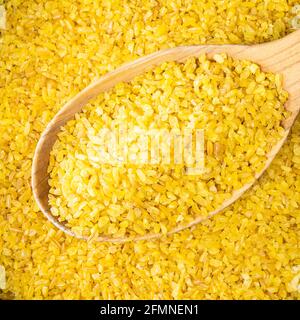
[32,30,300,242]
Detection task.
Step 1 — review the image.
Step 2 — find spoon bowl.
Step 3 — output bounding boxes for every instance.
[32,30,300,242]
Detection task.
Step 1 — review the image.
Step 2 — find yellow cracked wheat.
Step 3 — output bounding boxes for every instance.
[48,54,289,239]
[0,0,300,300]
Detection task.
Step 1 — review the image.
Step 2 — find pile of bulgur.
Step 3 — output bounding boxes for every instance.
[0,0,300,299]
[48,55,288,239]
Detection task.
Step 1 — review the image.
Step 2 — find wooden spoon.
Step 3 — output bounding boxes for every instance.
[32,30,300,242]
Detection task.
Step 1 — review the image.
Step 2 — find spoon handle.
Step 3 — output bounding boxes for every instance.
[265,29,300,126]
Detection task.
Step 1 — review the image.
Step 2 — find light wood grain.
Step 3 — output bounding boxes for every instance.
[32,30,300,242]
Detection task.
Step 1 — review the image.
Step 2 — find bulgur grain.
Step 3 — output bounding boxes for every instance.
[48,55,288,239]
[0,0,300,300]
